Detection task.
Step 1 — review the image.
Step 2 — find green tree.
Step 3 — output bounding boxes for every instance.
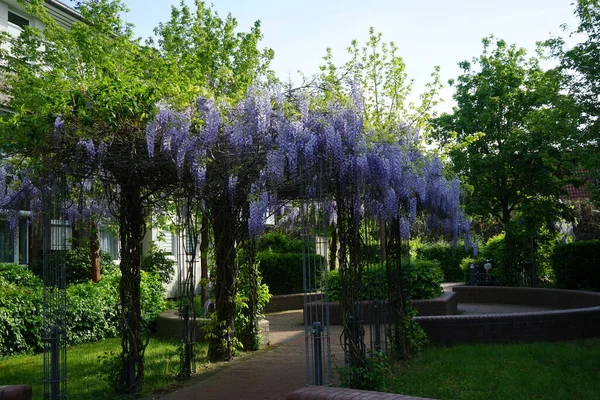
[432,37,579,280]
[319,27,442,141]
[547,0,600,205]
[153,0,274,102]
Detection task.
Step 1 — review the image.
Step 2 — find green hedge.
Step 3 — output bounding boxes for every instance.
[416,242,471,282]
[258,252,324,295]
[0,263,166,357]
[327,259,443,302]
[551,240,600,291]
[257,231,303,253]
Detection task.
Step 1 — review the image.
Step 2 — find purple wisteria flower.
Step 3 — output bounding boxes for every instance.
[248,191,269,238]
[0,166,6,197]
[399,217,411,241]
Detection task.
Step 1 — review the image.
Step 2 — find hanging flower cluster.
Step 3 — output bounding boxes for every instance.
[146,84,470,243]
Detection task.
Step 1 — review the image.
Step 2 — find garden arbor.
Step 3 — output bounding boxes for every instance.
[149,84,470,381]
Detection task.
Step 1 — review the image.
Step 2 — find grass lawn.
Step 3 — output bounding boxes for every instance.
[0,337,209,400]
[384,339,600,400]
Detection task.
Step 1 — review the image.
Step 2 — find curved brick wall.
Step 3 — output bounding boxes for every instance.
[417,286,600,346]
[272,291,457,317]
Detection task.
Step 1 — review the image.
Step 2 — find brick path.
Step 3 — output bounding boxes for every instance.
[150,310,342,400]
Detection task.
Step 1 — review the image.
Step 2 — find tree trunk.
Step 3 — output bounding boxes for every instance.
[90,219,101,283]
[117,181,146,395]
[208,196,238,362]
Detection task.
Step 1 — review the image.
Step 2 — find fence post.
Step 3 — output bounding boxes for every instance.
[469,263,477,286]
[312,322,323,386]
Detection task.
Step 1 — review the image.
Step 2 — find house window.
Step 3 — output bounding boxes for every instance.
[100,227,119,261]
[0,217,29,264]
[157,230,175,255]
[0,220,15,263]
[50,219,72,251]
[8,11,29,29]
[18,218,28,264]
[185,229,198,255]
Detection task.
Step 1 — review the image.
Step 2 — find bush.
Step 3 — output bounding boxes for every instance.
[141,246,176,285]
[551,240,600,291]
[0,265,43,356]
[481,233,507,270]
[408,259,444,299]
[328,259,443,302]
[0,263,42,288]
[416,242,471,282]
[258,252,324,295]
[0,264,167,356]
[139,271,168,330]
[66,273,120,345]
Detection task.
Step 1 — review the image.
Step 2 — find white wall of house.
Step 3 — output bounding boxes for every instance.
[143,224,202,299]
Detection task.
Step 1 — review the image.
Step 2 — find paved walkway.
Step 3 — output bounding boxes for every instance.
[150,310,333,400]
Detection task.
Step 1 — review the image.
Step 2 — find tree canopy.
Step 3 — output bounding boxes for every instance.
[547,0,600,205]
[433,37,579,235]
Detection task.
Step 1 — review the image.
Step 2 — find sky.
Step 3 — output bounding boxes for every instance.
[72,0,581,112]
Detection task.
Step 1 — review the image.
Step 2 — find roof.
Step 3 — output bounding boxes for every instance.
[45,0,82,21]
[564,170,596,201]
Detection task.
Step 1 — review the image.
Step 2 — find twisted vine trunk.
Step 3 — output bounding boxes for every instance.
[117,181,146,394]
[200,214,209,306]
[208,192,238,362]
[386,218,410,361]
[337,195,366,370]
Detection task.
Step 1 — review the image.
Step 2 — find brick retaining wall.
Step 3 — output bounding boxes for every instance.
[273,291,457,319]
[417,286,600,346]
[286,386,436,400]
[452,286,600,308]
[265,293,313,313]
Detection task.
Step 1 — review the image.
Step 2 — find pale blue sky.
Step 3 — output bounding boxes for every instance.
[72,1,580,110]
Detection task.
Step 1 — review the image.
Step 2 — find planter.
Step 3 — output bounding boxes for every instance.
[156,309,270,345]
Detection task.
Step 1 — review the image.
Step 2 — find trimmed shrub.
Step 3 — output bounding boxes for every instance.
[551,240,600,291]
[416,242,471,281]
[0,262,41,288]
[257,252,324,295]
[327,259,443,302]
[257,231,303,253]
[408,259,444,299]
